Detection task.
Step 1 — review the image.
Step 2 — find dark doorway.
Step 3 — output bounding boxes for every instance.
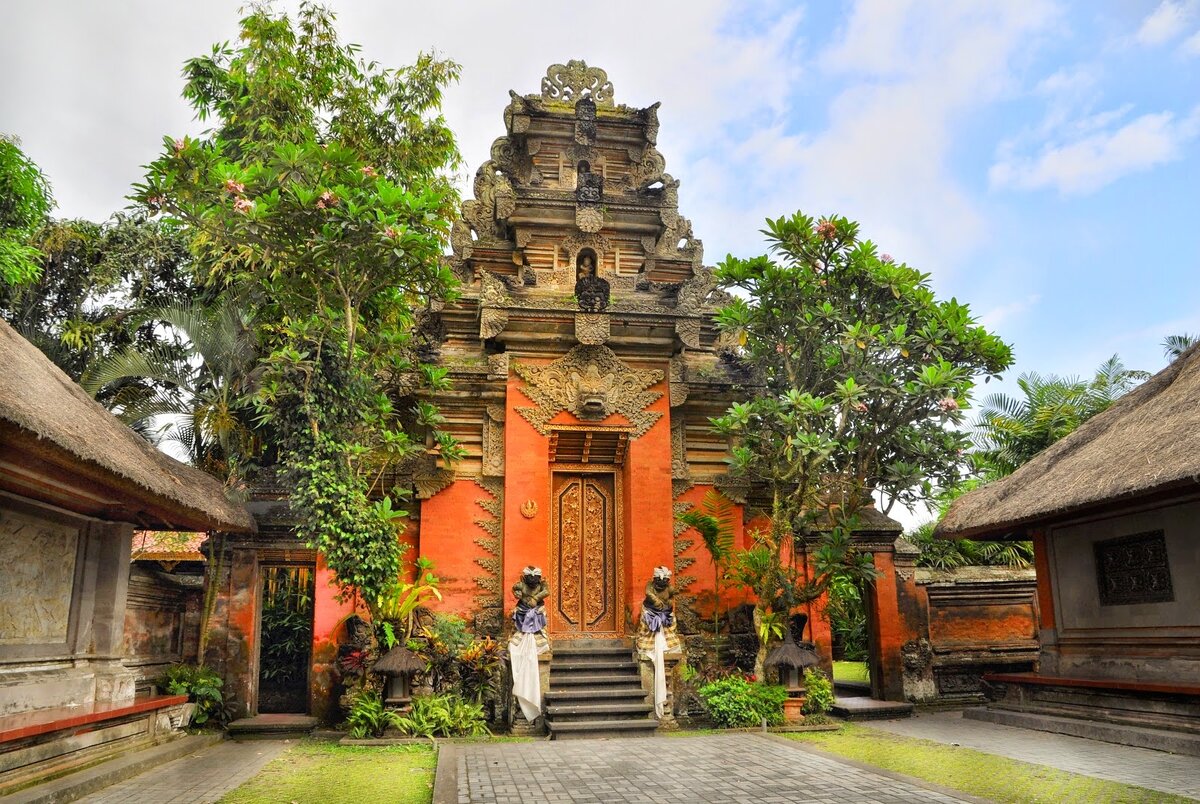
[257,565,315,713]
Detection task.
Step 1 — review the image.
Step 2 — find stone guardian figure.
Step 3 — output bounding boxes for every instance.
[508,566,549,726]
[637,566,682,718]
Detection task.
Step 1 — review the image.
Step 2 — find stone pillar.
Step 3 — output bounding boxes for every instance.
[91,522,137,706]
[637,646,682,729]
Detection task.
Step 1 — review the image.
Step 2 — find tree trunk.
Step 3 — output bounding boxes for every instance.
[752,605,767,680]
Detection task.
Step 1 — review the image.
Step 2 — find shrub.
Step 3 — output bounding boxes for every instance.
[458,637,503,704]
[418,613,472,693]
[158,664,226,727]
[802,667,835,715]
[344,688,403,739]
[697,675,787,728]
[396,693,489,737]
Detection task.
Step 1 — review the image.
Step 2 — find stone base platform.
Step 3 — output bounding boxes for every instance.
[966,707,1200,757]
[830,696,914,721]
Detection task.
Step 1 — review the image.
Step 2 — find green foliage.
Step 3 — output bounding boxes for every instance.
[826,575,867,662]
[134,2,465,606]
[714,212,1012,673]
[697,675,788,728]
[971,355,1147,479]
[394,693,489,738]
[457,637,504,705]
[676,490,737,644]
[1163,334,1198,362]
[371,556,441,643]
[0,136,53,285]
[158,664,226,727]
[343,688,405,739]
[801,668,835,715]
[258,567,314,688]
[416,613,472,694]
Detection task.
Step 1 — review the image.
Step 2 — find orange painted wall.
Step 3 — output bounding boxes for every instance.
[310,553,358,722]
[673,483,751,615]
[502,374,552,617]
[621,379,675,623]
[419,479,495,618]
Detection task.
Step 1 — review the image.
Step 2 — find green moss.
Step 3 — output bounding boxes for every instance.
[785,724,1190,803]
[220,741,436,804]
[832,660,869,683]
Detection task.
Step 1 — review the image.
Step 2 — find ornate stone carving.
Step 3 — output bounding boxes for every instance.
[483,405,506,477]
[713,474,750,505]
[575,312,610,345]
[1095,530,1174,606]
[675,319,702,349]
[473,478,503,610]
[413,456,455,500]
[480,271,513,306]
[514,345,664,438]
[541,60,615,107]
[562,232,611,269]
[671,418,688,480]
[487,352,510,380]
[480,307,508,340]
[668,358,688,407]
[575,205,604,233]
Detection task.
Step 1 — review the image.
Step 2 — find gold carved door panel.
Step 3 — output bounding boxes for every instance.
[551,473,618,634]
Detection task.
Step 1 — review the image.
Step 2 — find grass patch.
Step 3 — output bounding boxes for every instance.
[832,660,869,684]
[785,723,1189,803]
[220,740,436,804]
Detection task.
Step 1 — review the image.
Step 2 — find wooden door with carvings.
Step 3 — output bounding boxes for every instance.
[550,473,620,635]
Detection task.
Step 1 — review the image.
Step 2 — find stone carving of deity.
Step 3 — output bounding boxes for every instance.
[512,566,549,635]
[574,251,610,312]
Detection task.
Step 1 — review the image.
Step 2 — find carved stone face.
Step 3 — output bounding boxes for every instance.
[571,363,616,418]
[521,572,539,587]
[653,577,670,591]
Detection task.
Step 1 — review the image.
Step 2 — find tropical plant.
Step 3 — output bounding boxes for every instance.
[371,556,441,645]
[971,355,1147,479]
[394,693,489,738]
[343,687,404,739]
[417,613,472,694]
[81,295,256,478]
[1163,334,1198,362]
[676,490,737,649]
[0,135,52,286]
[158,663,227,727]
[801,667,835,715]
[712,212,1012,676]
[697,675,788,728]
[134,2,465,606]
[826,574,867,662]
[457,637,504,705]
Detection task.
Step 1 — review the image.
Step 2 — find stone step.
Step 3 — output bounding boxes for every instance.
[548,673,643,687]
[830,696,914,721]
[548,718,659,740]
[552,645,634,658]
[552,638,634,651]
[549,660,638,673]
[545,687,648,703]
[547,702,654,721]
[227,713,320,740]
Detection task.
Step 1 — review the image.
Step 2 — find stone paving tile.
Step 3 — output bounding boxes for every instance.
[75,740,291,804]
[455,733,974,803]
[867,710,1200,800]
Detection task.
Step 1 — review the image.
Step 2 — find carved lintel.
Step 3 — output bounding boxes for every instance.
[668,358,688,407]
[514,345,664,438]
[575,312,610,345]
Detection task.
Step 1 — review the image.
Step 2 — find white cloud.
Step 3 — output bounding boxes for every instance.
[979,294,1042,329]
[990,106,1200,194]
[1135,0,1196,46]
[1182,28,1200,55]
[1035,66,1098,97]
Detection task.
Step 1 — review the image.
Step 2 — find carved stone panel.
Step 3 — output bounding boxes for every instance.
[514,345,664,438]
[0,509,77,645]
[574,313,610,345]
[1095,530,1174,606]
[483,405,506,477]
[541,60,615,107]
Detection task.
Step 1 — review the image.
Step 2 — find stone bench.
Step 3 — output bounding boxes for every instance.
[0,694,190,795]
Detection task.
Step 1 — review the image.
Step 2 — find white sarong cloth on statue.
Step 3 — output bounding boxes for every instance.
[652,629,667,718]
[509,631,541,723]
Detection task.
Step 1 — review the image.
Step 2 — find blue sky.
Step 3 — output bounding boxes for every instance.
[2,0,1197,487]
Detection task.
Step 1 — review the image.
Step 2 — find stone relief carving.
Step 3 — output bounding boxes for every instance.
[574,312,610,345]
[482,405,506,477]
[480,308,508,340]
[541,60,615,107]
[473,478,504,619]
[487,352,510,380]
[575,206,604,233]
[668,357,688,408]
[412,455,455,500]
[671,418,689,480]
[514,345,664,438]
[675,319,702,349]
[0,510,78,645]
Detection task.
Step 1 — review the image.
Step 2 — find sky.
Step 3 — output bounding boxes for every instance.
[3,1,1199,521]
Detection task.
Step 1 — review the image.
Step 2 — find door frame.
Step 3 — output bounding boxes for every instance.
[547,463,625,637]
[253,561,316,715]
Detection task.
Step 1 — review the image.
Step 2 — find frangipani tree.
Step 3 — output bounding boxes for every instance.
[713,213,1012,674]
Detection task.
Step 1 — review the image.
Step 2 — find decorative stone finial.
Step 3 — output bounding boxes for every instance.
[541,60,615,107]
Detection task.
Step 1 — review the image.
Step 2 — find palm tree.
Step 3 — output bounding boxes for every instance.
[676,490,736,652]
[1162,334,1198,362]
[972,354,1147,478]
[82,296,255,479]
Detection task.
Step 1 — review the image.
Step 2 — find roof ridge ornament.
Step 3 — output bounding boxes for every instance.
[540,60,615,107]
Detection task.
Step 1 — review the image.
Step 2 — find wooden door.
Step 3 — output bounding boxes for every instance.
[550,473,619,634]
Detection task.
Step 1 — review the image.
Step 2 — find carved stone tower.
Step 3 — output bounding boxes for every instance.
[416,61,744,639]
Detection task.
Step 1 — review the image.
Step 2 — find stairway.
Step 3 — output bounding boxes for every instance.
[544,638,659,739]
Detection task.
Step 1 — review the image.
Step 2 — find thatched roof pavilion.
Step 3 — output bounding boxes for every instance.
[0,319,254,533]
[937,343,1200,540]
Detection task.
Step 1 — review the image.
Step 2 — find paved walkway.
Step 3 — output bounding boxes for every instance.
[75,740,291,804]
[448,732,980,803]
[868,710,1200,800]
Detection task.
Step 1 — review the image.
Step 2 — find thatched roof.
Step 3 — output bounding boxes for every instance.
[0,320,254,532]
[374,646,425,675]
[938,343,1200,540]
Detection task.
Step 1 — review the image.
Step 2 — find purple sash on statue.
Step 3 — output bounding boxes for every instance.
[513,603,546,634]
[641,606,673,633]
